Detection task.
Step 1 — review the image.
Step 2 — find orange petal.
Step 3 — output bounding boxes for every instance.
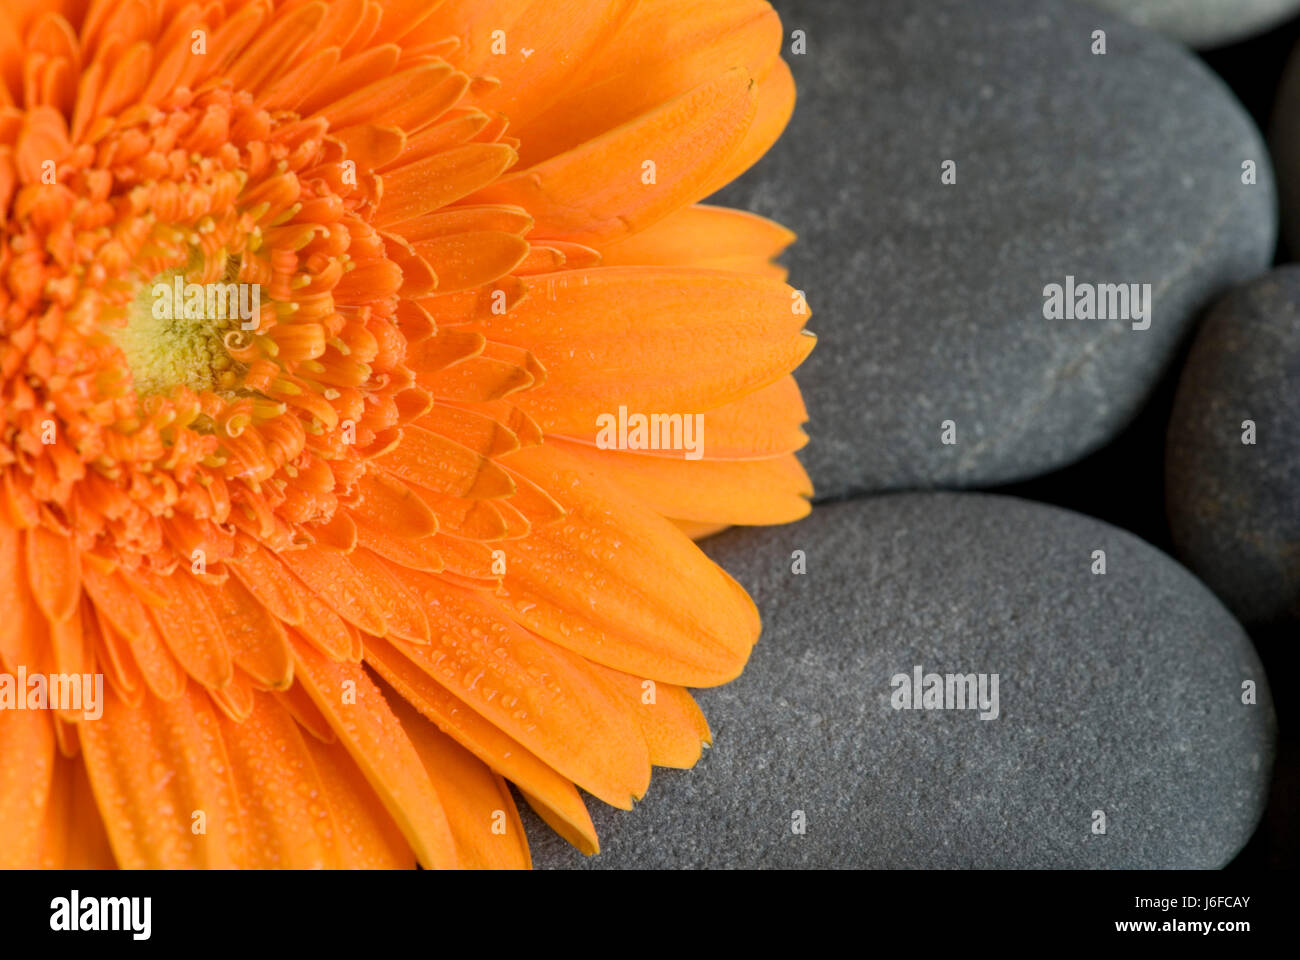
[333,123,408,170]
[521,239,602,271]
[93,41,151,122]
[417,403,521,457]
[386,690,530,868]
[491,500,531,540]
[702,53,795,194]
[495,442,760,686]
[275,676,338,744]
[587,663,712,769]
[25,525,79,622]
[224,0,329,95]
[392,204,532,243]
[0,707,55,868]
[375,143,516,228]
[209,667,255,722]
[471,267,814,434]
[310,510,358,551]
[553,442,812,525]
[348,549,432,644]
[292,594,358,662]
[405,327,485,373]
[216,693,337,868]
[138,570,234,690]
[291,640,459,868]
[418,276,527,325]
[671,518,730,540]
[414,231,530,292]
[440,0,636,127]
[0,524,43,674]
[554,373,809,461]
[384,233,440,301]
[469,67,757,246]
[79,684,241,868]
[376,424,516,498]
[426,533,500,583]
[371,576,651,808]
[299,734,415,868]
[36,754,72,868]
[99,612,186,703]
[230,544,306,627]
[371,0,448,44]
[313,61,461,132]
[686,373,808,459]
[354,513,449,573]
[195,575,294,690]
[598,203,793,272]
[93,605,145,707]
[177,0,265,91]
[380,110,491,169]
[258,45,343,111]
[512,244,564,275]
[81,563,157,646]
[49,600,93,685]
[352,472,439,538]
[417,354,533,403]
[364,634,598,855]
[497,464,566,527]
[509,0,781,169]
[62,756,117,869]
[281,548,388,636]
[462,399,546,448]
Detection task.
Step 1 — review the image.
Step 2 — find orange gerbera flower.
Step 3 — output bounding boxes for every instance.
[0,0,813,868]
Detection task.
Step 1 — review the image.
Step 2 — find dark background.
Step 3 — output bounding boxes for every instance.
[989,17,1300,869]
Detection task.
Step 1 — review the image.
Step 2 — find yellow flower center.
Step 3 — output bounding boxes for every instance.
[117,268,252,397]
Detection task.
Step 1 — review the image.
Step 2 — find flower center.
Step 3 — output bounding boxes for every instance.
[115,266,254,398]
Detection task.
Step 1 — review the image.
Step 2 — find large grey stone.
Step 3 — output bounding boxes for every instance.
[1166,267,1300,628]
[714,0,1276,499]
[527,494,1276,868]
[1080,0,1300,48]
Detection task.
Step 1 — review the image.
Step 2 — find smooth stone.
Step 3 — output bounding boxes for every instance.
[1269,40,1300,254]
[1079,0,1300,48]
[713,0,1276,498]
[1166,267,1300,627]
[526,494,1276,868]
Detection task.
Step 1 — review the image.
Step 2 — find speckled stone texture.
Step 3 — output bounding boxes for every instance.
[1166,267,1300,628]
[1079,0,1300,48]
[713,0,1277,499]
[526,494,1276,868]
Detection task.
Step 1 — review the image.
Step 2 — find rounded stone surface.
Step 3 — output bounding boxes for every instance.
[715,0,1277,498]
[1080,0,1300,48]
[528,493,1276,868]
[1166,267,1300,628]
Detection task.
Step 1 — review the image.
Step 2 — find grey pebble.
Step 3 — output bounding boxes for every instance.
[1079,0,1300,49]
[1166,266,1300,628]
[527,494,1276,868]
[714,0,1276,498]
